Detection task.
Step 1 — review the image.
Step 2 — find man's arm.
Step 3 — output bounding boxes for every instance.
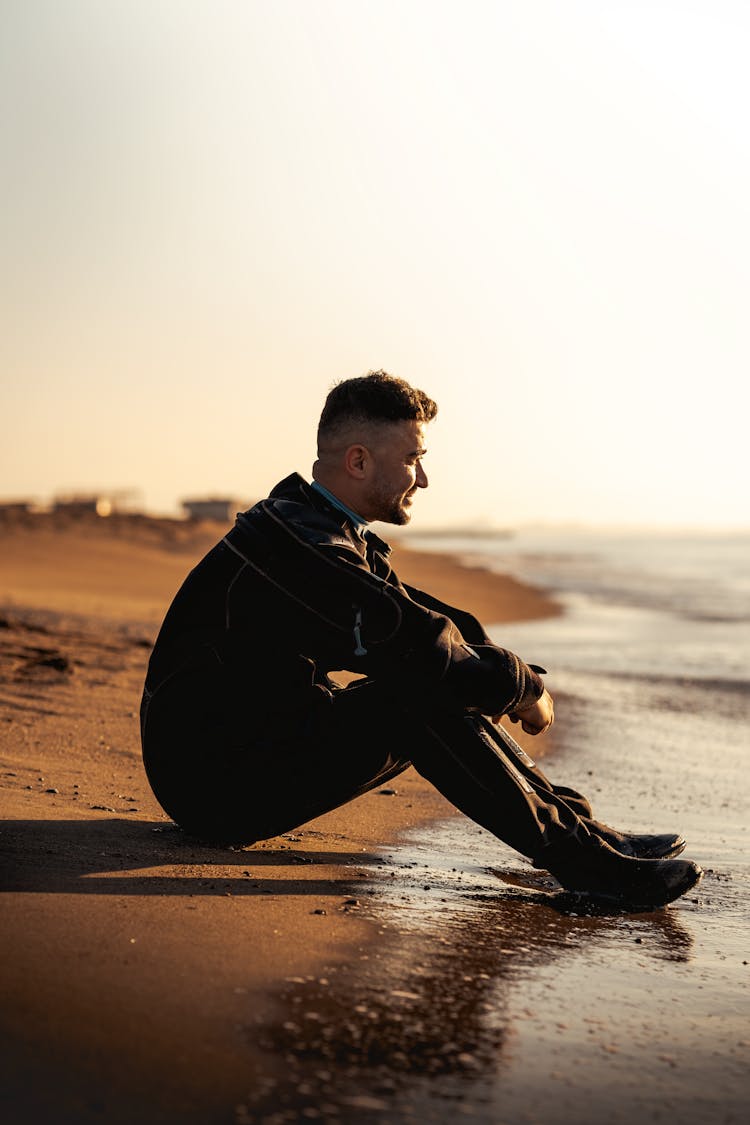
[229,500,547,719]
[401,579,552,729]
[399,582,492,646]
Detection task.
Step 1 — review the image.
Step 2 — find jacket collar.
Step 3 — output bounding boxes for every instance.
[269,473,392,557]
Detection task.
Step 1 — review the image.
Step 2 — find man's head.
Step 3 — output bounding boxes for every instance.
[313,370,438,525]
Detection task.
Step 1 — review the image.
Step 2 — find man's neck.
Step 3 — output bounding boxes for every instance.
[310,480,368,529]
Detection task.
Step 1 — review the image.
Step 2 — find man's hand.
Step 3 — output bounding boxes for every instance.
[502,688,555,735]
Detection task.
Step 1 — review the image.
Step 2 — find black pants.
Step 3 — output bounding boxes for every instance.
[142,670,607,858]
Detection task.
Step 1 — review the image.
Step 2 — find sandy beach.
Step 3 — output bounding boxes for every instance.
[0,511,556,1124]
[2,512,746,1125]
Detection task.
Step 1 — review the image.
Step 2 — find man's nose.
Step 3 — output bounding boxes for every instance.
[416,463,428,488]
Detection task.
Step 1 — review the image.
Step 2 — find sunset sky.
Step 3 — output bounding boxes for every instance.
[2,1,748,529]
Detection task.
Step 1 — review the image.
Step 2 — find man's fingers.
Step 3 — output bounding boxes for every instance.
[523,722,545,735]
[521,714,553,735]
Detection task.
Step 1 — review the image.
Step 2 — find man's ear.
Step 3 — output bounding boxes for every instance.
[344,444,369,479]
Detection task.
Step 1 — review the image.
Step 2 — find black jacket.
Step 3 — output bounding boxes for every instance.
[142,474,544,737]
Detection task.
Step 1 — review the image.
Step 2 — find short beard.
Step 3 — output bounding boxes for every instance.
[386,503,412,526]
[370,489,416,525]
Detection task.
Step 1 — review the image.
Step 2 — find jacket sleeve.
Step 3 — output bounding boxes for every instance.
[399,581,493,645]
[397,581,546,713]
[227,503,545,717]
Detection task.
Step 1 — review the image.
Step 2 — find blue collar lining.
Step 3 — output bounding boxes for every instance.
[310,481,368,530]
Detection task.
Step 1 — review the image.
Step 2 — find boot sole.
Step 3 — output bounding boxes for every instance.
[570,863,703,911]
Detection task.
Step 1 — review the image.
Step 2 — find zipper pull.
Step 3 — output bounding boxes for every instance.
[353,607,368,656]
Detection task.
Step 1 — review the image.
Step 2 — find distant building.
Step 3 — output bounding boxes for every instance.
[52,490,137,517]
[0,500,33,515]
[53,494,113,517]
[181,497,247,522]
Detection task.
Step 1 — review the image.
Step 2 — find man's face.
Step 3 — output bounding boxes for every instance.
[362,419,429,525]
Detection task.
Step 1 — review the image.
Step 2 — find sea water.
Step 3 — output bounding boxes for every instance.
[369,528,750,1122]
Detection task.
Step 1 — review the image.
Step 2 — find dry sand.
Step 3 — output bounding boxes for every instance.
[0,512,558,1125]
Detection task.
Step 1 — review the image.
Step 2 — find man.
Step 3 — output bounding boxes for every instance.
[141,371,702,909]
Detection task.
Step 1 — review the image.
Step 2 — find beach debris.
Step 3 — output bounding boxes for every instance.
[312,908,327,915]
[378,787,398,795]
[339,1095,389,1111]
[12,645,74,678]
[456,1052,481,1069]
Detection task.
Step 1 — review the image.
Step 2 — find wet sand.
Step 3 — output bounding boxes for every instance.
[0,512,556,1124]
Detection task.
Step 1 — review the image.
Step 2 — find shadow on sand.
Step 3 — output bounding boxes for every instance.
[0,816,385,897]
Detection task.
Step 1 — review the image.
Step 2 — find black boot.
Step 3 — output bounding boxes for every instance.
[588,826,686,860]
[536,834,702,909]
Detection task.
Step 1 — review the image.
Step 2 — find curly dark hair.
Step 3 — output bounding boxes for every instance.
[317,370,437,445]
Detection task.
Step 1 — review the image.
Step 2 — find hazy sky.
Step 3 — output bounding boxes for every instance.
[2,1,748,528]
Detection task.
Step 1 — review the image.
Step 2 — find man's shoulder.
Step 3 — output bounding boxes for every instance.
[236,473,362,554]
[266,472,314,505]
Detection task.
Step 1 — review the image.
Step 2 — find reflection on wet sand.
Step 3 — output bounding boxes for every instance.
[239,819,693,1123]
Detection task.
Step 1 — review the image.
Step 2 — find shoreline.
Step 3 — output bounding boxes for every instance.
[0,516,559,1124]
